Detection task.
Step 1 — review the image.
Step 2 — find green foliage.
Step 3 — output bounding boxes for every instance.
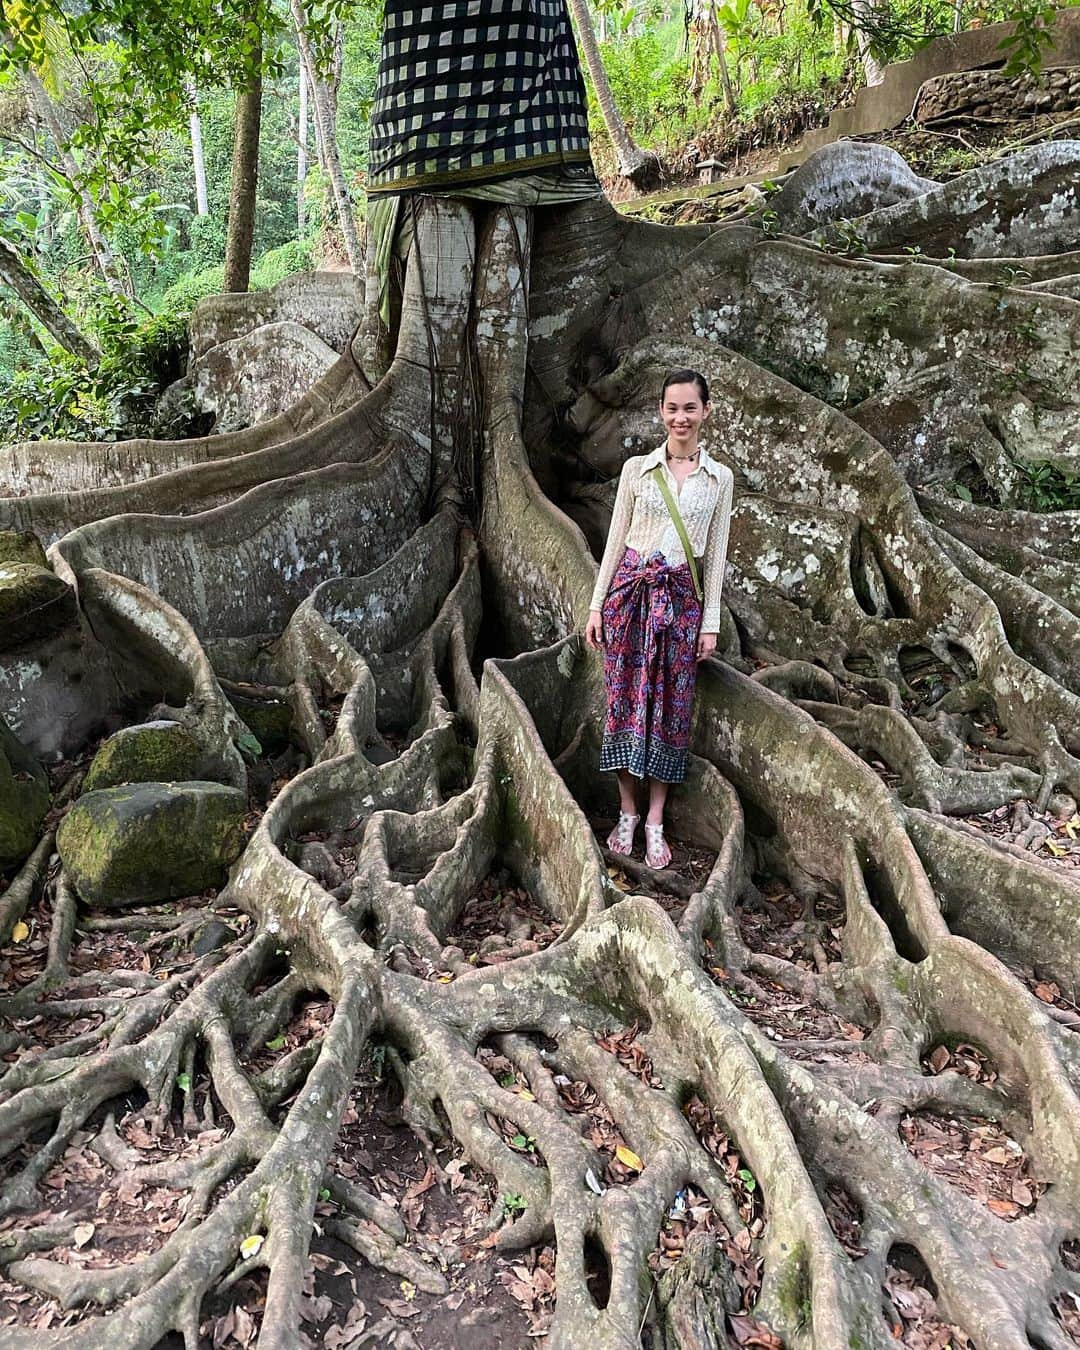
[0,0,282,188]
[250,237,314,289]
[586,27,702,163]
[1014,461,1080,512]
[0,221,315,446]
[584,3,849,177]
[997,0,1058,74]
[0,308,189,443]
[157,265,228,316]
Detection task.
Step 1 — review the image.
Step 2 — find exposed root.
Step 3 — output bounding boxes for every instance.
[2,159,1080,1348]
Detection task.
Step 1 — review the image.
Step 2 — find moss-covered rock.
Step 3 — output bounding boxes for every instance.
[84,720,206,792]
[0,717,50,868]
[0,562,77,651]
[227,692,293,755]
[57,781,247,908]
[0,530,48,568]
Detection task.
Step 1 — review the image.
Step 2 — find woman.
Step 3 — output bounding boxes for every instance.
[584,369,733,870]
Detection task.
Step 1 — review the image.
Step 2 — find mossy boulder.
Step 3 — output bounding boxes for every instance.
[57,781,247,908]
[84,720,206,792]
[0,562,77,651]
[0,530,48,568]
[0,717,50,868]
[227,692,293,755]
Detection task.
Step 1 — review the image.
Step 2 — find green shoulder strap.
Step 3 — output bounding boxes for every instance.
[650,466,704,603]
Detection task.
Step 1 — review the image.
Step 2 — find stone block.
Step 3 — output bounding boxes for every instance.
[84,720,206,792]
[57,781,247,907]
[0,562,76,650]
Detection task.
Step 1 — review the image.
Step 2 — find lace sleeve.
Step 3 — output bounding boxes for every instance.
[701,468,733,633]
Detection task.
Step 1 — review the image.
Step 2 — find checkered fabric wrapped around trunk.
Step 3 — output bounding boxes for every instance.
[368,0,594,196]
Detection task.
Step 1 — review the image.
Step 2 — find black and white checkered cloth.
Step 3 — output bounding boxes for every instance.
[368,0,593,195]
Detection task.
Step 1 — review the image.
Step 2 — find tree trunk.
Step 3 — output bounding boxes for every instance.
[0,237,100,363]
[223,48,263,294]
[566,0,653,182]
[852,0,886,85]
[709,2,737,115]
[297,63,308,238]
[688,0,734,110]
[189,88,209,217]
[290,0,362,271]
[331,22,344,121]
[22,69,128,299]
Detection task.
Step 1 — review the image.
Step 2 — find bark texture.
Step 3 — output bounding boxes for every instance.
[0,238,100,363]
[223,50,263,296]
[2,141,1080,1350]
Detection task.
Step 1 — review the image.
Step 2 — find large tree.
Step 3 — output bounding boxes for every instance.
[223,40,263,294]
[2,16,1080,1350]
[567,0,656,183]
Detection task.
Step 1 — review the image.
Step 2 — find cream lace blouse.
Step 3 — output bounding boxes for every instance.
[588,445,734,633]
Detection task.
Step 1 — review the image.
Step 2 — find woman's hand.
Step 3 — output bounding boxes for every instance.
[584,610,604,650]
[696,631,717,661]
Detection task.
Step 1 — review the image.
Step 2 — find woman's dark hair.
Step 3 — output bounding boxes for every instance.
[661,368,710,404]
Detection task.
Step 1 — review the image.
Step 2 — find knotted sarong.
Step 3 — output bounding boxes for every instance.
[599,548,702,784]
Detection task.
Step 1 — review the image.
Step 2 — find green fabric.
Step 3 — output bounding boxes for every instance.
[649,467,704,603]
[370,196,404,328]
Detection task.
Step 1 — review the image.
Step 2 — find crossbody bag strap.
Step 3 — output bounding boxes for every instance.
[650,466,704,602]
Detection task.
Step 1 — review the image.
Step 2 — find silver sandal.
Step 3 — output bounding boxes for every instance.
[606,812,639,856]
[644,822,671,871]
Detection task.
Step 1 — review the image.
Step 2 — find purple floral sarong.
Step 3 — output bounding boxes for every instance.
[599,547,702,783]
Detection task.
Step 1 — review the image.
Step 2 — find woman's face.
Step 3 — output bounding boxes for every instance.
[660,382,711,449]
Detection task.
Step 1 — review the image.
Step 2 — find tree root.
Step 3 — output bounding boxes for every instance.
[4,160,1080,1348]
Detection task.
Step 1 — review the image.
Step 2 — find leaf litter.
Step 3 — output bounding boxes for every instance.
[883,1247,974,1349]
[309,1048,558,1347]
[704,954,868,1056]
[898,1110,1043,1220]
[448,869,563,966]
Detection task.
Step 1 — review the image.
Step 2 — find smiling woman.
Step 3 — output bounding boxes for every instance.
[584,369,735,870]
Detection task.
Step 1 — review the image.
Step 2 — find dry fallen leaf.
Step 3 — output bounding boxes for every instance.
[212,1309,236,1349]
[928,1045,950,1073]
[614,1145,643,1172]
[11,921,30,943]
[233,1304,256,1345]
[72,1223,95,1249]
